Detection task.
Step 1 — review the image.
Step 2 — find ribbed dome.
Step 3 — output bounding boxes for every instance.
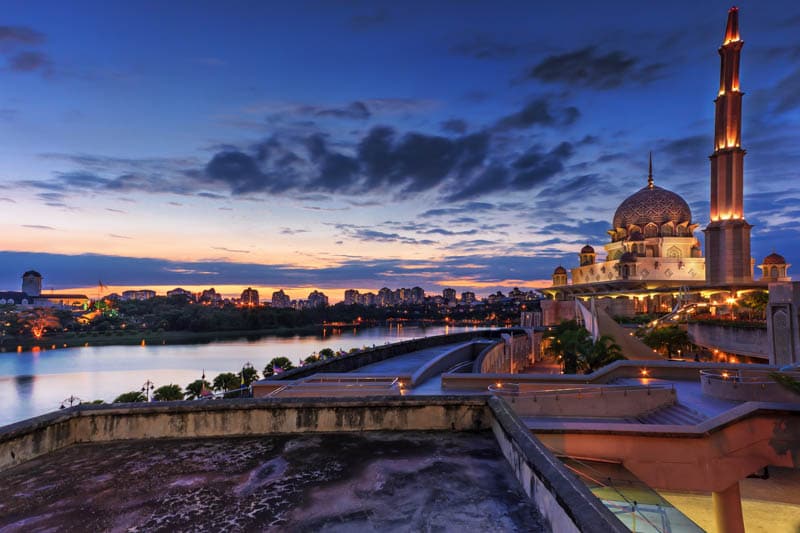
[580,245,595,254]
[612,185,692,230]
[553,265,567,275]
[763,252,786,265]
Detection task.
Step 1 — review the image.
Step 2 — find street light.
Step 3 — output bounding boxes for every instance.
[141,379,155,402]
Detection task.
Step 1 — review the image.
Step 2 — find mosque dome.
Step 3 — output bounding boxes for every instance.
[613,185,693,230]
[22,270,42,278]
[553,266,567,275]
[762,252,786,265]
[580,245,595,254]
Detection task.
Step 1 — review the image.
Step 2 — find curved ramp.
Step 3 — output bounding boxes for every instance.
[593,304,664,361]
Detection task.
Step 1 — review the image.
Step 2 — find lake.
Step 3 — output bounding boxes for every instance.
[0,325,473,427]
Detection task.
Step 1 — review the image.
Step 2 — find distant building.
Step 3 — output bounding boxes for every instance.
[0,271,88,310]
[167,288,196,302]
[122,290,156,301]
[199,288,222,304]
[358,292,376,306]
[344,289,359,305]
[241,287,259,306]
[411,286,425,304]
[442,288,456,304]
[272,289,291,308]
[378,287,393,307]
[307,290,329,308]
[461,291,476,304]
[22,271,42,296]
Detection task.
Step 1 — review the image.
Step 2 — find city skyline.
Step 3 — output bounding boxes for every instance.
[2,1,800,296]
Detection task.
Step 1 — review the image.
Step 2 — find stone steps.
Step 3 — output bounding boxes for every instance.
[637,403,706,425]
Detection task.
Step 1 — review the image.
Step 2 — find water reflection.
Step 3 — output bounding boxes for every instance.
[0,325,470,426]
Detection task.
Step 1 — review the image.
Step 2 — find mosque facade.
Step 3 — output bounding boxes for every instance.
[546,7,790,315]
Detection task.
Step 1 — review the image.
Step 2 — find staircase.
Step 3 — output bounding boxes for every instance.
[637,404,706,425]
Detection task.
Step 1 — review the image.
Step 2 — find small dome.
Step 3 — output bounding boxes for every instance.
[580,245,595,254]
[619,252,637,263]
[22,270,42,278]
[553,265,567,275]
[763,252,786,265]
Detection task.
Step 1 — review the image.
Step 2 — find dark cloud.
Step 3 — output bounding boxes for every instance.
[512,142,574,188]
[280,227,309,235]
[494,98,579,131]
[212,246,250,254]
[349,8,390,30]
[0,26,44,47]
[662,134,709,170]
[21,224,55,230]
[450,33,524,60]
[774,67,800,112]
[8,51,51,73]
[0,197,16,203]
[336,225,437,246]
[441,118,468,134]
[524,46,665,89]
[300,101,371,120]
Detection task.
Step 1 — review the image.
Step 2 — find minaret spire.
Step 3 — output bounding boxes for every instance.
[647,152,654,189]
[705,7,752,284]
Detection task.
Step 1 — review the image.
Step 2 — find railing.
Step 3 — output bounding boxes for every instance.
[268,376,401,397]
[700,369,800,384]
[700,369,800,402]
[488,383,674,397]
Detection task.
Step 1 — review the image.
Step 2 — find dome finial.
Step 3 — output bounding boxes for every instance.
[647,151,654,189]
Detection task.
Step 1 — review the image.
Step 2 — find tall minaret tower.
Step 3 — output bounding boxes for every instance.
[704,7,753,284]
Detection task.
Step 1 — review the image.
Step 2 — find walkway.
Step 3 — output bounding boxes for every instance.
[595,306,664,361]
[351,343,471,375]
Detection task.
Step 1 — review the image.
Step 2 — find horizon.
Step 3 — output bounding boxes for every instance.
[2,1,799,294]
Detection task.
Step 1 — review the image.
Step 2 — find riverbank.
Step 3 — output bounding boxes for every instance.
[0,325,329,352]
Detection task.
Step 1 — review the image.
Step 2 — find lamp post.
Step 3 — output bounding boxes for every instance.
[141,379,155,402]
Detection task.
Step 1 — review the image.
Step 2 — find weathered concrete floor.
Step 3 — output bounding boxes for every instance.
[0,431,545,532]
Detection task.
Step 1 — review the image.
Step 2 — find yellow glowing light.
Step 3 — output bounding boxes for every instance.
[726,298,736,305]
[640,369,649,377]
[722,371,729,379]
[496,382,503,389]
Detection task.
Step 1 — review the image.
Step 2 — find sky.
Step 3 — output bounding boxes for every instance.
[1,1,799,301]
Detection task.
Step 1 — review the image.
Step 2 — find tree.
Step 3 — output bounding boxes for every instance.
[318,348,335,359]
[264,356,295,376]
[739,291,768,320]
[642,325,689,357]
[22,309,61,339]
[237,363,259,386]
[185,379,212,400]
[153,384,184,401]
[546,321,590,374]
[114,391,147,403]
[213,372,240,392]
[579,335,624,374]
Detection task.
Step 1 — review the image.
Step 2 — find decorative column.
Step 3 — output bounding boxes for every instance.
[712,481,745,533]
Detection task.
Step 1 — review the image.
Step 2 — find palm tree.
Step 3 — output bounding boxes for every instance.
[212,372,240,392]
[556,328,590,374]
[185,379,212,400]
[238,363,259,386]
[153,384,184,401]
[264,357,295,376]
[579,335,624,374]
[113,391,146,403]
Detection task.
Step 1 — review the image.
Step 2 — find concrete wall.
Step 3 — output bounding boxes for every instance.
[0,397,489,472]
[700,374,800,403]
[488,397,628,533]
[541,300,576,326]
[474,334,533,374]
[688,322,769,359]
[497,387,676,418]
[442,359,779,391]
[410,341,489,386]
[767,281,800,366]
[268,329,523,381]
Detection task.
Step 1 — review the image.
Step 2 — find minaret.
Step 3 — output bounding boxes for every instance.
[705,7,752,284]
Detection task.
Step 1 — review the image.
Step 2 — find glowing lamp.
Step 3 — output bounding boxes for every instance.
[640,369,649,377]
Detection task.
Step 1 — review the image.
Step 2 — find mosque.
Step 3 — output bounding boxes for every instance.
[544,7,791,318]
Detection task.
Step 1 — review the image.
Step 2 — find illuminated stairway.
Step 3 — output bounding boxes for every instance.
[636,404,706,425]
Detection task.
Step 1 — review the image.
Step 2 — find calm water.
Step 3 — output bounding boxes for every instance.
[0,325,472,427]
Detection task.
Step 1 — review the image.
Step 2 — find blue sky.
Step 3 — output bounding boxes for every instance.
[1,1,799,299]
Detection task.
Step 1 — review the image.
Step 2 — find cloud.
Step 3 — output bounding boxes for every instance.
[523,46,665,89]
[441,118,468,134]
[450,33,525,60]
[8,50,51,73]
[298,101,371,120]
[0,197,16,203]
[105,208,126,214]
[0,26,44,47]
[211,246,250,254]
[280,227,309,235]
[21,224,55,230]
[773,67,800,112]
[494,98,579,131]
[349,8,390,30]
[108,233,132,240]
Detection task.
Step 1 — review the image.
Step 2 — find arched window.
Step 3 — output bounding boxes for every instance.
[644,223,658,238]
[661,223,673,236]
[771,266,778,278]
[667,246,681,259]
